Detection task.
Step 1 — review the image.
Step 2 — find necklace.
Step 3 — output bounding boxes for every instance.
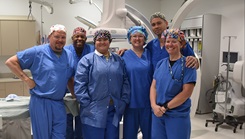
[168,56,184,82]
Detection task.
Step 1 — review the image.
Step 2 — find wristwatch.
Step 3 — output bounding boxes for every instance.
[163,103,170,111]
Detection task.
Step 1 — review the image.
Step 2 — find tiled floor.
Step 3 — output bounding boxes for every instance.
[191,114,245,139]
[136,113,245,139]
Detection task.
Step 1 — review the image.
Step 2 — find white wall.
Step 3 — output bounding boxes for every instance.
[161,0,244,72]
[0,0,244,74]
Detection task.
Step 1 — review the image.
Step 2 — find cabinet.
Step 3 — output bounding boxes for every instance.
[181,14,222,114]
[0,83,5,98]
[0,19,36,56]
[5,82,23,96]
[0,81,30,98]
[0,21,19,55]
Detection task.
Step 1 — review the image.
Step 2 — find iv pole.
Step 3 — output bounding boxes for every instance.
[223,36,236,119]
[215,36,237,132]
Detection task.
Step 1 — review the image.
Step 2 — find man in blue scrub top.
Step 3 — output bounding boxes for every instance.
[5,24,75,139]
[64,27,94,139]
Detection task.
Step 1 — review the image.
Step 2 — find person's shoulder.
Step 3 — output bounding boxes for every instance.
[148,38,158,44]
[30,44,48,52]
[84,52,95,58]
[85,43,95,49]
[156,57,167,68]
[112,52,124,61]
[64,44,73,50]
[123,49,132,55]
[146,38,158,48]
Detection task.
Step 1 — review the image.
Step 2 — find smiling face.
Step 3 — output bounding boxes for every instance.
[165,37,182,57]
[130,32,145,48]
[95,38,110,55]
[49,31,66,53]
[72,32,87,50]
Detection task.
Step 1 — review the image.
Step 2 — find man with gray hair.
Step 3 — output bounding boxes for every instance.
[5,24,75,139]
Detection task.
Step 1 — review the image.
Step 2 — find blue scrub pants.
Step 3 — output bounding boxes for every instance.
[30,95,67,139]
[81,105,119,139]
[123,108,151,139]
[66,113,82,139]
[151,113,191,139]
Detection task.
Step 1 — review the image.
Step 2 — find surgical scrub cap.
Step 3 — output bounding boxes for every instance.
[161,28,185,42]
[49,24,66,35]
[73,27,86,36]
[93,29,112,44]
[127,26,148,44]
[150,12,166,22]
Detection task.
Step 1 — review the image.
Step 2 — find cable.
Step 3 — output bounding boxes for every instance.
[27,1,34,20]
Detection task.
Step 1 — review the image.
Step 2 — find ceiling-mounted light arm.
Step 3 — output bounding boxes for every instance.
[126,12,141,26]
[89,0,102,13]
[29,0,53,14]
[75,16,97,29]
[125,4,155,39]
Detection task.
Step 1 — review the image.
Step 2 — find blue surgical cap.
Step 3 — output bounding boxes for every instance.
[127,26,148,44]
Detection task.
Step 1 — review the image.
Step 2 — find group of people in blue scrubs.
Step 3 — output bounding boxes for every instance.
[5,12,198,139]
[118,12,198,139]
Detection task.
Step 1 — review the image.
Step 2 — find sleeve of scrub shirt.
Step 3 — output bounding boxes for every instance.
[17,46,37,69]
[74,56,91,107]
[181,42,195,57]
[119,57,131,104]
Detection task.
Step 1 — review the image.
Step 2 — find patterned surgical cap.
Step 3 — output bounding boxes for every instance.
[127,26,148,44]
[73,27,86,36]
[93,29,112,44]
[150,12,166,22]
[49,24,66,35]
[161,28,185,42]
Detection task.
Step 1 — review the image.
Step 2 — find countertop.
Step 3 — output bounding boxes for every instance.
[0,78,23,83]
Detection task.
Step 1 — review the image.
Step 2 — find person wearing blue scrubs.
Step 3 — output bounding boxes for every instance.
[150,29,197,139]
[5,24,75,139]
[74,29,130,139]
[64,27,95,139]
[122,26,153,139]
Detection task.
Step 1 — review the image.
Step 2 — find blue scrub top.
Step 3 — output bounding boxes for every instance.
[146,38,195,70]
[153,57,196,117]
[122,49,153,108]
[74,51,130,128]
[17,44,75,100]
[64,43,95,69]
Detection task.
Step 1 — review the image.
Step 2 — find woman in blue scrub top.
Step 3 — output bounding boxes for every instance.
[5,24,75,139]
[122,26,153,139]
[74,29,130,139]
[150,29,197,139]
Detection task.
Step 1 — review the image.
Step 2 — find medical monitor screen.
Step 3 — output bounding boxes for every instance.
[222,51,238,63]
